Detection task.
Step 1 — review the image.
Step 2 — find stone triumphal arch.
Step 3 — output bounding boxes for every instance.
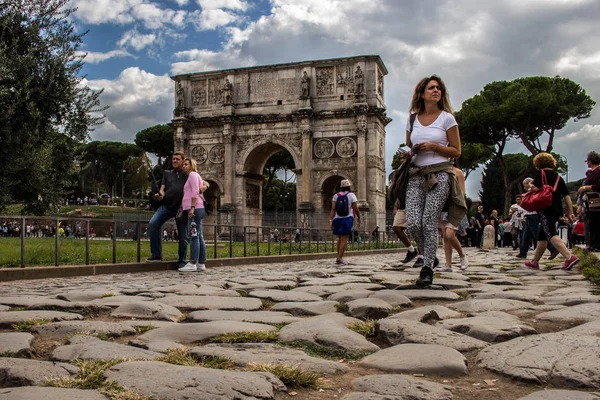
[171,55,391,230]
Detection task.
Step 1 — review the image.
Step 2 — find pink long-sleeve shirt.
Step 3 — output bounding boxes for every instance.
[182,171,204,211]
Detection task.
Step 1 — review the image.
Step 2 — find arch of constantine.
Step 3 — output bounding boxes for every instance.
[170,55,391,230]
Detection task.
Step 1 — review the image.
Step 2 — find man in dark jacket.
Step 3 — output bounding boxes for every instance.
[146,152,188,266]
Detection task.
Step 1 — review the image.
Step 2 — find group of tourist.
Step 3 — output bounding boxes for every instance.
[146,151,210,272]
[145,75,598,285]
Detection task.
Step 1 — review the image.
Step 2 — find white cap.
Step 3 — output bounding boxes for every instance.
[340,179,352,188]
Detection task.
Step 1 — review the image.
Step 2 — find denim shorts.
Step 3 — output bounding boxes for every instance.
[332,217,353,236]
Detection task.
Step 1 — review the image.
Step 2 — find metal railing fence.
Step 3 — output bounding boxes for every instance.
[0,214,405,268]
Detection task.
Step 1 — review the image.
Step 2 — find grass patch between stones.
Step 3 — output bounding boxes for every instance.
[453,290,470,300]
[245,362,320,389]
[210,331,279,343]
[134,325,157,334]
[75,331,111,341]
[156,348,198,366]
[281,341,374,361]
[260,300,275,309]
[575,248,600,285]
[346,320,377,338]
[12,318,50,332]
[102,292,118,297]
[235,289,249,297]
[335,303,350,315]
[198,355,235,370]
[43,357,153,400]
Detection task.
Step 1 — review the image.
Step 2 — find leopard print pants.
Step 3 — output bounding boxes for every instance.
[405,172,450,269]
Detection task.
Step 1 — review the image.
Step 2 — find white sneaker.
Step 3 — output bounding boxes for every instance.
[178,263,197,272]
[434,264,453,272]
[197,263,206,271]
[460,256,469,271]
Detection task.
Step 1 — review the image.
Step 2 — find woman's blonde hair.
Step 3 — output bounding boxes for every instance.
[409,75,452,114]
[533,152,557,170]
[184,158,197,172]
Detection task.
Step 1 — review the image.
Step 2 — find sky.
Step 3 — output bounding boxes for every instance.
[72,0,600,200]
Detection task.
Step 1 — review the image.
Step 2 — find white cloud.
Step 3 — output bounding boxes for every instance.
[79,49,133,63]
[83,68,173,142]
[195,8,238,30]
[556,124,600,144]
[71,0,188,30]
[197,0,248,11]
[118,30,157,51]
[171,0,189,5]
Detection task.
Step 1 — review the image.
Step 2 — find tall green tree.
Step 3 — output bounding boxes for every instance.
[79,141,143,197]
[262,150,295,195]
[134,124,174,168]
[0,0,105,214]
[124,154,152,199]
[457,76,594,214]
[480,153,532,216]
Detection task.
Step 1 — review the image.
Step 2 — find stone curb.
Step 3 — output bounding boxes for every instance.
[0,248,404,282]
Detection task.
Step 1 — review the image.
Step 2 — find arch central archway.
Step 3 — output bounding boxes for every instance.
[238,141,298,227]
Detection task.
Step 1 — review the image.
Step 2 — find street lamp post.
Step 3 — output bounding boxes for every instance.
[121,169,126,200]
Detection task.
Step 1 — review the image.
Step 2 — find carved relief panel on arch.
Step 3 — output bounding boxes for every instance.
[192,81,207,106]
[316,67,334,96]
[336,65,354,94]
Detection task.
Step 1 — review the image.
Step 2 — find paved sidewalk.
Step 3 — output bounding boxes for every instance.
[1,247,599,400]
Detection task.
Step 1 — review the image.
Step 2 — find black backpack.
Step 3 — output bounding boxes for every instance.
[335,193,350,216]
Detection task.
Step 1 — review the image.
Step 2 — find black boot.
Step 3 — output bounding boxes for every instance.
[416,267,433,287]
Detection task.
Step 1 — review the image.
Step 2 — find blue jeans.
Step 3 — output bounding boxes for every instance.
[520,214,556,256]
[185,208,206,263]
[148,205,188,263]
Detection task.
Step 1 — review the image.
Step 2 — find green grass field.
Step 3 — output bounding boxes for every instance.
[0,237,403,267]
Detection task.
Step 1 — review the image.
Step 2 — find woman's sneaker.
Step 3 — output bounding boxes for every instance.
[416,267,433,287]
[401,249,418,264]
[178,263,197,272]
[197,263,206,271]
[434,264,453,272]
[562,255,579,271]
[524,260,539,270]
[460,256,469,271]
[412,257,424,268]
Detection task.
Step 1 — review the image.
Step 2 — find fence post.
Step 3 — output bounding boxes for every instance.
[85,220,90,265]
[20,217,25,268]
[136,222,141,263]
[267,228,271,256]
[256,226,260,256]
[55,218,60,266]
[213,224,217,259]
[229,225,233,258]
[112,221,117,264]
[243,226,247,257]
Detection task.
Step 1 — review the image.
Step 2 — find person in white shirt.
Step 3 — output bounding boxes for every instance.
[328,179,361,266]
[402,75,462,287]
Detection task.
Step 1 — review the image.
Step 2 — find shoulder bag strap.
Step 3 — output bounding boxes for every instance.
[409,113,417,133]
[540,169,547,186]
[552,171,560,192]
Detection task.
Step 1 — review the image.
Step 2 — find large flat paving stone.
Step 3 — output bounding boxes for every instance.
[517,390,600,399]
[540,295,600,306]
[473,291,541,302]
[104,361,286,399]
[360,343,468,376]
[0,310,83,328]
[248,290,322,302]
[187,310,302,324]
[536,303,600,323]
[271,301,338,316]
[31,320,137,339]
[562,320,600,336]
[448,299,533,313]
[57,290,112,302]
[328,289,373,303]
[0,333,33,356]
[278,313,380,354]
[190,343,349,374]
[0,296,63,308]
[233,280,298,290]
[393,290,460,301]
[25,299,109,314]
[0,358,78,386]
[437,311,537,342]
[299,276,371,286]
[390,305,463,322]
[346,298,393,319]
[138,320,277,345]
[150,283,200,293]
[91,295,152,307]
[177,287,241,297]
[378,318,488,351]
[368,290,412,307]
[52,335,162,361]
[156,295,262,311]
[110,301,183,322]
[477,332,600,388]
[0,387,109,400]
[342,374,454,400]
[291,286,341,297]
